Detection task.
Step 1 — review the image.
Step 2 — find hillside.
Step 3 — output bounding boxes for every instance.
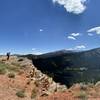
[0,56,67,100]
[32,48,100,87]
[0,54,100,99]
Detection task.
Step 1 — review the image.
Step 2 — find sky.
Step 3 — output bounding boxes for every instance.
[0,0,100,54]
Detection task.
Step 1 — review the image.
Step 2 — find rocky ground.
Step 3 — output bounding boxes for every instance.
[0,56,100,100]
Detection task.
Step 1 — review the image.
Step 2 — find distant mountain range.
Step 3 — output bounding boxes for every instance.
[23,48,100,87]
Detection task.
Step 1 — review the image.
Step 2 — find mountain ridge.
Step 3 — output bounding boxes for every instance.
[30,47,100,87]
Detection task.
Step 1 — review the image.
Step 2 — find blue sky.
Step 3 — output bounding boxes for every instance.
[0,0,100,54]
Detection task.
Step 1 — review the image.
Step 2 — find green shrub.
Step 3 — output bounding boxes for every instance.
[8,72,15,78]
[16,90,25,98]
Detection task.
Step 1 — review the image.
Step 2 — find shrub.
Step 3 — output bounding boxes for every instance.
[11,62,21,68]
[17,70,24,75]
[87,83,94,88]
[31,89,37,99]
[80,83,87,91]
[8,72,15,78]
[7,65,19,72]
[0,62,19,73]
[16,90,25,98]
[18,58,24,62]
[0,67,6,74]
[75,91,88,100]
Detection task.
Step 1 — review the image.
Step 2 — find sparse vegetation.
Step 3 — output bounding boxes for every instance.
[18,58,24,62]
[0,67,6,74]
[0,61,19,73]
[17,70,24,75]
[80,83,87,91]
[20,64,26,69]
[7,65,19,72]
[8,72,15,78]
[11,62,21,68]
[87,83,94,88]
[0,55,100,100]
[31,89,37,99]
[16,90,26,98]
[75,91,88,100]
[0,62,7,74]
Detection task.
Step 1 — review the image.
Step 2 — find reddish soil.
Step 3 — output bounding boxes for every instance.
[0,56,100,100]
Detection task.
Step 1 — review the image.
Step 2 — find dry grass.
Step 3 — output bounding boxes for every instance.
[74,91,88,100]
[16,89,26,98]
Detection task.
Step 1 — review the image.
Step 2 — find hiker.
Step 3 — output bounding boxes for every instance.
[6,52,10,60]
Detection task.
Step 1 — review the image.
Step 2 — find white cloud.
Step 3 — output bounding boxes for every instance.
[39,29,43,32]
[32,48,43,55]
[67,36,76,40]
[71,33,80,37]
[88,33,93,36]
[66,45,86,50]
[53,0,87,14]
[67,32,80,40]
[87,26,100,35]
[33,52,43,55]
[75,45,86,49]
[32,48,36,51]
[65,48,73,50]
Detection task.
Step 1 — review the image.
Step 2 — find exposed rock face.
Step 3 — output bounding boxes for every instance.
[95,81,100,87]
[28,65,67,96]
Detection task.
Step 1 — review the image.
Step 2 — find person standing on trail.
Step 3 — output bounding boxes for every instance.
[6,52,10,60]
